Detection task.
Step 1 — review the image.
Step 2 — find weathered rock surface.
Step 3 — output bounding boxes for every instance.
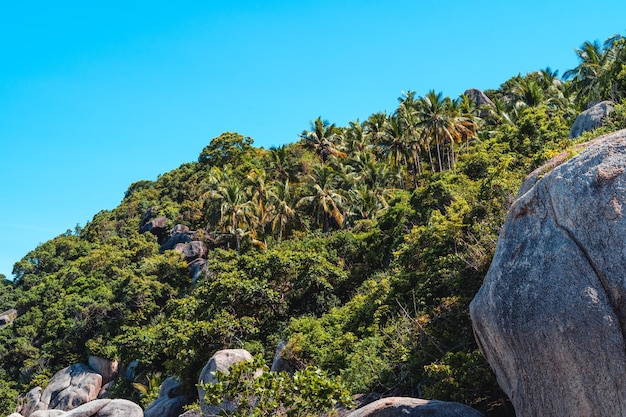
[569,100,614,138]
[470,128,626,416]
[144,377,190,417]
[87,357,118,386]
[41,364,102,411]
[177,410,201,417]
[464,89,495,108]
[17,386,44,416]
[345,397,484,417]
[197,349,254,416]
[269,340,293,373]
[0,308,17,328]
[21,399,143,417]
[187,258,207,284]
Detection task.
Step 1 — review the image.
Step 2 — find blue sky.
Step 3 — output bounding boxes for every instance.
[1,1,625,278]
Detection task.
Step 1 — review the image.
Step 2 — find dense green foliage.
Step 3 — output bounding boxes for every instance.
[201,356,353,416]
[1,33,626,416]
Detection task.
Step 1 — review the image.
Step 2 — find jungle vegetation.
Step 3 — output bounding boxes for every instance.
[1,33,626,416]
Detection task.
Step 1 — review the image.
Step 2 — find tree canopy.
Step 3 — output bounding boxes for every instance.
[1,32,626,416]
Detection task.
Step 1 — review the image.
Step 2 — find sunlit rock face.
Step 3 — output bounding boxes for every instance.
[569,100,614,138]
[471,129,626,417]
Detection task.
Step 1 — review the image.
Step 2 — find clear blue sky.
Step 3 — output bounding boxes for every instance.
[1,1,625,278]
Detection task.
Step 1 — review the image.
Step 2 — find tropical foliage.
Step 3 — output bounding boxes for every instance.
[0,33,625,416]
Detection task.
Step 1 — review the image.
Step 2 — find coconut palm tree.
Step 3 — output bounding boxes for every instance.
[300,117,347,164]
[268,180,299,241]
[363,112,390,161]
[211,180,254,254]
[416,91,456,171]
[297,165,344,233]
[563,39,613,106]
[380,116,410,189]
[266,145,299,183]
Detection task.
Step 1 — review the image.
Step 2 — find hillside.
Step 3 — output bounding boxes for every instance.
[1,33,626,417]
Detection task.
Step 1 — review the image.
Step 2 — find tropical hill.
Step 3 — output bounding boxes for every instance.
[1,33,625,416]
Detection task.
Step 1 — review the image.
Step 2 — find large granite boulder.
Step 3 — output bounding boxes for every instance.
[40,364,102,411]
[17,387,44,416]
[569,100,614,138]
[345,397,484,417]
[197,349,254,416]
[23,399,142,417]
[470,128,626,416]
[88,356,119,386]
[144,377,190,417]
[463,89,495,108]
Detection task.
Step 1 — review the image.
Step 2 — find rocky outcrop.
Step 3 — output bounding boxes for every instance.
[16,387,44,416]
[41,364,102,411]
[144,377,191,417]
[87,357,118,386]
[0,308,17,328]
[269,340,294,373]
[464,89,495,108]
[345,397,484,417]
[470,128,626,416]
[12,399,143,417]
[569,100,614,138]
[138,209,208,281]
[197,349,254,416]
[17,359,125,416]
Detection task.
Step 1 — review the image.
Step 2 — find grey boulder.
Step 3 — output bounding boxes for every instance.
[41,364,102,411]
[569,100,614,138]
[144,377,190,417]
[471,128,626,416]
[197,349,254,416]
[345,397,483,417]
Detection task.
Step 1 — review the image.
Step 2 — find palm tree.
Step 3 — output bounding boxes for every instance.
[416,91,477,171]
[347,184,388,222]
[297,165,344,233]
[268,180,298,240]
[244,169,272,243]
[380,116,409,189]
[363,112,390,161]
[211,180,254,254]
[416,91,454,171]
[397,95,426,185]
[563,39,613,106]
[266,145,299,183]
[300,117,347,163]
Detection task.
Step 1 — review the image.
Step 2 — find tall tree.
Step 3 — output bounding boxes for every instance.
[211,181,254,254]
[297,165,345,233]
[300,117,347,164]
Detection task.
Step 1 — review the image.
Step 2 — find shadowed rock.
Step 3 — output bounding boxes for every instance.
[17,386,44,416]
[187,258,207,284]
[88,357,118,386]
[345,397,484,417]
[159,232,191,253]
[144,377,191,417]
[569,100,614,138]
[471,128,626,416]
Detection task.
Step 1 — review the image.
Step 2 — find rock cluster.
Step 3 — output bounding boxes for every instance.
[9,399,142,417]
[138,207,208,282]
[471,128,626,416]
[14,357,120,417]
